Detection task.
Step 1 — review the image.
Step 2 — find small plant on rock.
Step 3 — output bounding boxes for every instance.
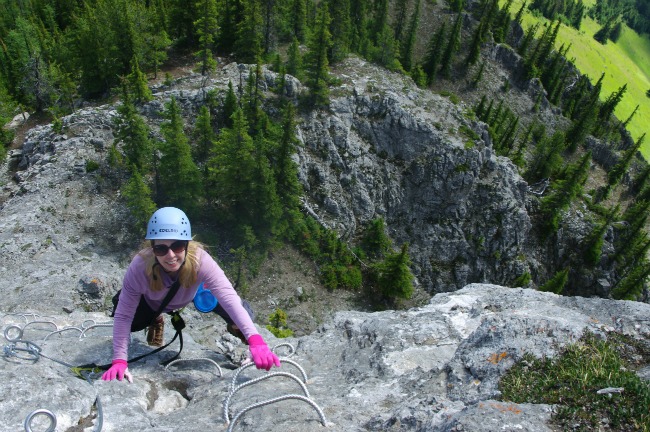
[266,308,294,338]
[499,331,650,431]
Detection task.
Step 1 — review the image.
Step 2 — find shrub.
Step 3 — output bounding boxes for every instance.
[266,308,294,338]
[499,332,650,431]
[85,160,100,173]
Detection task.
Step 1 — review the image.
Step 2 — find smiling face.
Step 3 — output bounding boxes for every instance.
[153,239,187,275]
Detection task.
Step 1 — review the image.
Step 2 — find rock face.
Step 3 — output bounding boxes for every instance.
[1,56,630,308]
[1,56,647,431]
[297,57,532,294]
[2,284,649,432]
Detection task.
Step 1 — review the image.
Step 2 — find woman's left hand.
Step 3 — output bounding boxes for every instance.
[247,334,281,371]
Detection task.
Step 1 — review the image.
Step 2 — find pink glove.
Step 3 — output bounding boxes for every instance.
[248,334,281,371]
[101,359,133,383]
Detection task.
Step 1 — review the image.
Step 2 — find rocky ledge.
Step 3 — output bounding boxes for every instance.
[2,284,648,432]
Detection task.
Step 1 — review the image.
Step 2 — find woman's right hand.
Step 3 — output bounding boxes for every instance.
[101,359,133,383]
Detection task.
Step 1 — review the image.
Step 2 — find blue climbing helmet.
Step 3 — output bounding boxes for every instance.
[145,207,192,240]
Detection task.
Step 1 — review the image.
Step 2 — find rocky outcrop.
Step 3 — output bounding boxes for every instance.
[0,54,648,432]
[2,55,632,308]
[2,284,648,431]
[296,57,533,293]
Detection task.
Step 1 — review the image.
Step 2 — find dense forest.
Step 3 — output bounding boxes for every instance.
[1,0,650,302]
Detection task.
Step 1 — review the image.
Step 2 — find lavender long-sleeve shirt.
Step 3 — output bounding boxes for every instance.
[112,248,257,361]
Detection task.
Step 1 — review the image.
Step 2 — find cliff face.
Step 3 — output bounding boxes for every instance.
[1,54,637,315]
[0,53,649,431]
[297,57,532,294]
[2,285,649,431]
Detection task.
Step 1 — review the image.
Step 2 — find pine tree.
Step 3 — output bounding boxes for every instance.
[611,256,650,300]
[260,0,278,55]
[168,0,198,43]
[370,0,389,43]
[566,73,603,152]
[538,267,569,294]
[216,0,243,53]
[234,0,263,63]
[617,199,650,249]
[289,0,307,42]
[475,95,488,119]
[620,104,639,130]
[593,16,614,44]
[374,243,414,300]
[143,4,172,79]
[372,22,402,71]
[483,98,495,123]
[4,16,56,111]
[440,12,463,79]
[328,0,352,63]
[304,3,332,106]
[192,105,215,169]
[393,0,410,43]
[629,165,650,196]
[252,131,283,242]
[465,21,484,67]
[65,0,129,97]
[122,168,157,237]
[222,80,238,127]
[598,84,627,123]
[422,21,446,85]
[114,84,152,173]
[606,133,646,191]
[511,121,535,167]
[243,63,263,131]
[157,97,203,214]
[518,23,539,57]
[493,0,513,43]
[609,20,623,42]
[573,0,585,29]
[286,37,303,78]
[207,108,259,232]
[126,56,153,103]
[349,0,369,54]
[274,103,303,229]
[539,152,591,234]
[479,0,500,39]
[471,61,486,87]
[0,83,16,158]
[513,0,526,25]
[400,0,420,72]
[583,204,619,266]
[194,0,219,75]
[362,218,392,258]
[497,116,520,156]
[410,65,427,87]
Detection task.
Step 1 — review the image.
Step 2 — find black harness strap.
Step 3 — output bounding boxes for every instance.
[78,280,185,373]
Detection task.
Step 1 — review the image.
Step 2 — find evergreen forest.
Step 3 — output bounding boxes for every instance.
[1,0,650,304]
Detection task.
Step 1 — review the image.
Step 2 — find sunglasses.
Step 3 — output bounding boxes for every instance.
[152,240,188,257]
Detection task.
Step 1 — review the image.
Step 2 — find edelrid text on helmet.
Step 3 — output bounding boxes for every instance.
[145,207,192,240]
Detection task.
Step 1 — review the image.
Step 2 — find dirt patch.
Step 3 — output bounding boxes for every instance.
[243,245,372,337]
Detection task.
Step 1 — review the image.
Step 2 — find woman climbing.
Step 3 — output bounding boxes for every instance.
[102,207,280,382]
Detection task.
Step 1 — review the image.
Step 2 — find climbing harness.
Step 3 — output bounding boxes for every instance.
[222,343,330,431]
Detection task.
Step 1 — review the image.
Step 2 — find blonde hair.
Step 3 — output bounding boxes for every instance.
[137,240,205,291]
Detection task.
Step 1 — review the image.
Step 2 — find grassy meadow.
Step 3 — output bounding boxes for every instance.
[509,0,650,159]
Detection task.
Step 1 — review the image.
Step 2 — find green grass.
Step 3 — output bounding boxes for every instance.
[511,2,650,159]
[499,331,650,431]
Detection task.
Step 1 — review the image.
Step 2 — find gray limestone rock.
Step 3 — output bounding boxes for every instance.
[2,285,648,432]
